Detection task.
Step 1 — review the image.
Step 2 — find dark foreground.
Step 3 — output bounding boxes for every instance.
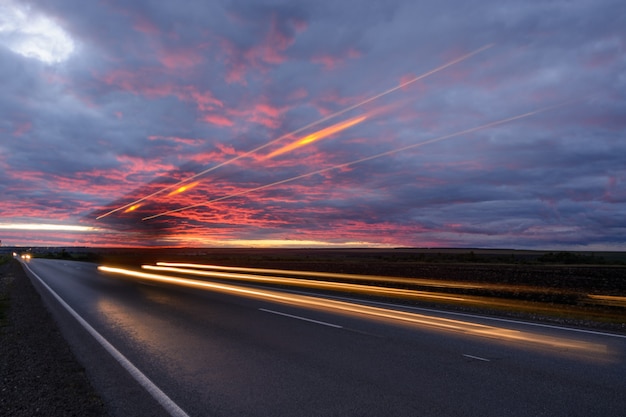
[1,248,625,415]
[0,259,108,417]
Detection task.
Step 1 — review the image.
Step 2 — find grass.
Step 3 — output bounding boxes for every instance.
[0,296,8,328]
[0,255,12,328]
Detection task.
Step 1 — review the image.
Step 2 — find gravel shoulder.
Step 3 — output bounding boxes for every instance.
[0,259,109,417]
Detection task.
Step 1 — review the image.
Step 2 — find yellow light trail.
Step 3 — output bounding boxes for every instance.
[154,262,514,291]
[587,294,626,308]
[97,265,610,358]
[149,262,599,317]
[96,44,493,220]
[264,115,367,159]
[143,101,573,220]
[142,264,467,302]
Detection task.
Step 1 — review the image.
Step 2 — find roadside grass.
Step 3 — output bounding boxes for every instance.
[0,296,7,328]
[0,255,12,328]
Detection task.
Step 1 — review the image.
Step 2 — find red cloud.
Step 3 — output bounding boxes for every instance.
[219,14,304,84]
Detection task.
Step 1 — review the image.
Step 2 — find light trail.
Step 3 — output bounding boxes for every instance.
[264,115,367,159]
[142,264,467,302]
[587,294,626,308]
[154,262,537,292]
[98,265,610,358]
[96,44,493,220]
[143,101,572,220]
[149,262,607,318]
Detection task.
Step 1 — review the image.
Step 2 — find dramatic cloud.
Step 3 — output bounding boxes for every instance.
[0,0,624,249]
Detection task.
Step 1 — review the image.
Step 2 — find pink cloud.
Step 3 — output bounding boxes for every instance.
[248,14,295,64]
[185,144,239,164]
[100,70,225,123]
[202,114,234,127]
[147,135,204,146]
[185,87,223,112]
[243,102,284,128]
[311,55,340,71]
[116,154,177,176]
[312,47,361,71]
[219,14,303,84]
[158,47,205,70]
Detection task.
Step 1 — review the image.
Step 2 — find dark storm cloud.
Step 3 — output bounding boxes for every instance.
[0,0,624,248]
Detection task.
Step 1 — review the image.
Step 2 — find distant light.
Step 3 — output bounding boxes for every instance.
[0,0,75,64]
[0,223,100,232]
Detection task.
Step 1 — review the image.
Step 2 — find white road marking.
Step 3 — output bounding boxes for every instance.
[21,261,192,417]
[260,308,343,328]
[463,354,491,362]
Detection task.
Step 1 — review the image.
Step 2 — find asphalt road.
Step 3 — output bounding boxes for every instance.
[21,258,626,417]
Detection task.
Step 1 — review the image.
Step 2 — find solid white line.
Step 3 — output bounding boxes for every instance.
[463,354,491,362]
[21,261,191,417]
[260,308,343,328]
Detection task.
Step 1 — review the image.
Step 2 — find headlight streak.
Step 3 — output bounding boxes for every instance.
[587,294,626,308]
[98,265,610,358]
[141,264,467,302]
[154,262,530,292]
[148,263,619,315]
[143,100,575,221]
[96,44,493,220]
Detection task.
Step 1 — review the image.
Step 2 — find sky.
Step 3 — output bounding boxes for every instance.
[0,0,624,249]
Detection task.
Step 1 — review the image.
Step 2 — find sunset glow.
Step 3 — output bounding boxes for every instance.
[0,223,100,232]
[143,102,568,221]
[1,1,623,249]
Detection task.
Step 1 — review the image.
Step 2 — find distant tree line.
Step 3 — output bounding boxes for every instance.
[536,251,616,265]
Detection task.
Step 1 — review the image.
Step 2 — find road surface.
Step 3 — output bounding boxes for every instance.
[20,258,626,417]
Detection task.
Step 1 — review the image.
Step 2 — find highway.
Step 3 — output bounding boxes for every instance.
[20,258,626,417]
